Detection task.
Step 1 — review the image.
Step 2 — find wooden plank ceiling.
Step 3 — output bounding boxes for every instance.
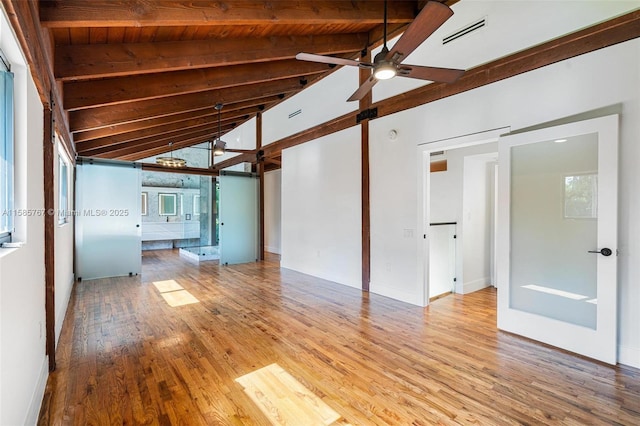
[37,0,452,165]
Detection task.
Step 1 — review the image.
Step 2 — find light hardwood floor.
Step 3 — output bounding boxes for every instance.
[39,250,640,425]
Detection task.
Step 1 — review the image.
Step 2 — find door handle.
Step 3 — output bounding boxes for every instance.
[588,248,612,256]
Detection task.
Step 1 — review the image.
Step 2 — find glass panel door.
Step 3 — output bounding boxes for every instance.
[219,172,258,265]
[497,115,618,364]
[75,161,142,280]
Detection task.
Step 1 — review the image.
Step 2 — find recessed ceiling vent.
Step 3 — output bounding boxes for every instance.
[430,150,445,157]
[288,109,302,119]
[442,17,486,45]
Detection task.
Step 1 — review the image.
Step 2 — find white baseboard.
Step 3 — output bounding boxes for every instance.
[618,344,640,369]
[25,357,49,426]
[461,277,491,294]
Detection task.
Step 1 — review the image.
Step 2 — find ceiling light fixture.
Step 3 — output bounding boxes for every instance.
[213,103,226,156]
[156,142,187,167]
[374,62,397,80]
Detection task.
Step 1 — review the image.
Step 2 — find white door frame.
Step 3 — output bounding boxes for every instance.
[417,127,510,307]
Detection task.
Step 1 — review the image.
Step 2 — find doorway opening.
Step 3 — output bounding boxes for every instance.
[419,127,509,305]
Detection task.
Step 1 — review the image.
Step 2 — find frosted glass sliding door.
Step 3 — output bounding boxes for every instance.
[75,160,142,280]
[497,115,618,364]
[219,172,258,265]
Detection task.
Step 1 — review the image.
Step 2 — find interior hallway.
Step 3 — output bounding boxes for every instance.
[38,250,640,425]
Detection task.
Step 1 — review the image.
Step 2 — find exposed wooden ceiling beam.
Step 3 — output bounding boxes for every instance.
[212,153,257,170]
[39,1,417,28]
[141,163,219,177]
[55,33,369,81]
[75,115,239,152]
[64,59,330,110]
[73,101,266,143]
[69,77,306,132]
[80,123,236,158]
[90,128,232,160]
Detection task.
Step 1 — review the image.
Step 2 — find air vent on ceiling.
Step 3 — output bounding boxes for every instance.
[430,150,445,157]
[442,17,486,45]
[288,109,302,119]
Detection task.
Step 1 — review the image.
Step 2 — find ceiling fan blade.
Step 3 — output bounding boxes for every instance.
[399,65,464,83]
[296,53,369,68]
[386,1,453,63]
[347,75,379,102]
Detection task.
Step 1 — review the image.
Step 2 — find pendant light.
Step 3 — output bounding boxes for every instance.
[213,103,226,156]
[156,142,187,167]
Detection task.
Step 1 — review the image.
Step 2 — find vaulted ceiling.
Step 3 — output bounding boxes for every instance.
[32,0,456,163]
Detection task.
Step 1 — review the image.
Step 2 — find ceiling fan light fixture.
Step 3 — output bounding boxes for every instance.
[374,62,397,80]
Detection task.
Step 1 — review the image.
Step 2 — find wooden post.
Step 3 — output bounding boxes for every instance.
[43,105,56,371]
[257,112,265,261]
[360,52,372,292]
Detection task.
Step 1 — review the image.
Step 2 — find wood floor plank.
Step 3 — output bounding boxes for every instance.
[39,249,640,425]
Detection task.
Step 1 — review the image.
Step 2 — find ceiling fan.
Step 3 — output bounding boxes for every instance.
[296,0,464,102]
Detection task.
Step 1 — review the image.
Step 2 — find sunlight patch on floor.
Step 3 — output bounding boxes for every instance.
[235,363,350,426]
[153,279,200,307]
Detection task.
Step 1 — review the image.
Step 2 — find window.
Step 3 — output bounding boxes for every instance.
[193,195,200,216]
[0,51,14,243]
[564,173,597,219]
[58,151,69,224]
[141,192,147,216]
[158,193,177,216]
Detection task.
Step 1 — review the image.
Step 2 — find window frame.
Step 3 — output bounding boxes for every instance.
[0,50,14,244]
[57,146,70,225]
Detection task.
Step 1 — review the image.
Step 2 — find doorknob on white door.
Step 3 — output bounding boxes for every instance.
[588,248,612,256]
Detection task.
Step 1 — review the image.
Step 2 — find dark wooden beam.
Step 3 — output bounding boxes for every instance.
[257,113,265,261]
[64,60,330,110]
[43,106,56,372]
[212,153,257,171]
[69,77,306,132]
[116,135,219,162]
[55,33,368,81]
[83,123,235,158]
[72,100,274,142]
[359,50,372,292]
[39,1,416,28]
[75,114,240,152]
[141,163,219,177]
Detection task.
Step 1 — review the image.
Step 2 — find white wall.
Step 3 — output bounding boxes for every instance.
[373,1,637,102]
[0,8,49,424]
[264,170,282,254]
[54,137,75,345]
[281,126,361,288]
[368,39,640,367]
[263,66,358,145]
[430,145,498,295]
[461,153,497,293]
